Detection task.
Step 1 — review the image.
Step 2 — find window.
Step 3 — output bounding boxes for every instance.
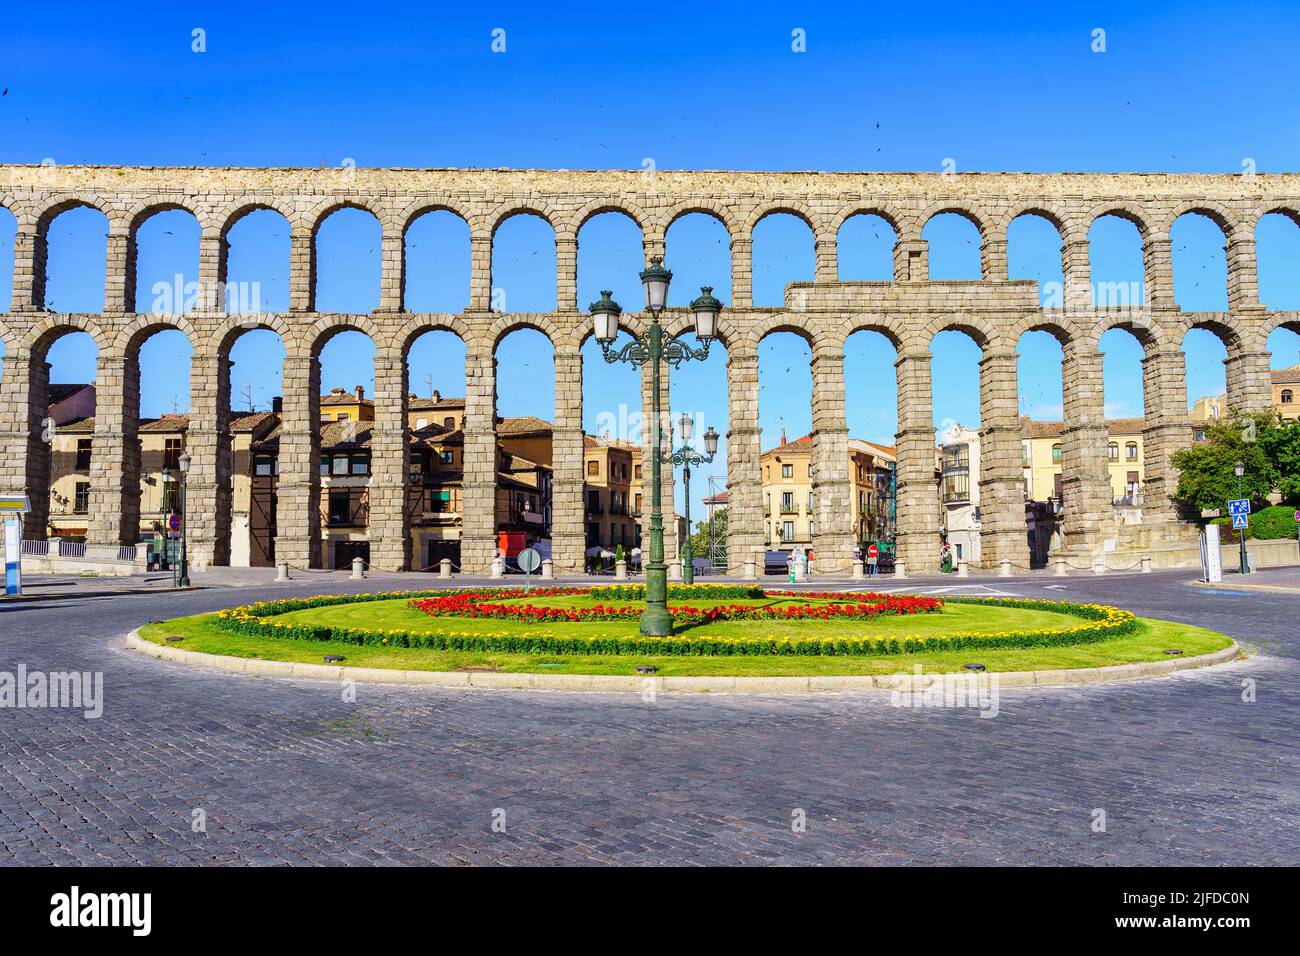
[75,438,92,471]
[332,455,349,475]
[943,445,969,470]
[807,491,814,513]
[942,473,970,503]
[782,464,793,479]
[587,460,599,476]
[633,493,642,514]
[807,465,814,478]
[254,455,276,476]
[415,418,427,429]
[782,520,795,542]
[781,491,795,513]
[161,480,179,513]
[74,482,90,514]
[1283,389,1294,405]
[441,450,454,465]
[351,455,369,475]
[336,412,350,422]
[329,491,351,525]
[587,490,601,513]
[163,438,182,471]
[1051,444,1061,464]
[1125,442,1138,461]
[1107,443,1119,460]
[1021,444,1029,464]
[443,416,455,429]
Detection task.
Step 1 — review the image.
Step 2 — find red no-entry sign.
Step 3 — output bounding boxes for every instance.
[867,544,879,559]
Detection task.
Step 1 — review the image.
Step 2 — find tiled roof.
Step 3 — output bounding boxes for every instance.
[319,420,371,449]
[410,396,466,410]
[762,433,813,456]
[1274,364,1300,384]
[321,389,372,406]
[56,417,95,433]
[497,415,553,436]
[231,411,277,433]
[1019,416,1146,439]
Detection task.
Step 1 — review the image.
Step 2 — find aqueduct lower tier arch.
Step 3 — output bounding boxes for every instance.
[0,165,1294,572]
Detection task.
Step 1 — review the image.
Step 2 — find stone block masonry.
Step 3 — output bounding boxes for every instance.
[1,165,1297,571]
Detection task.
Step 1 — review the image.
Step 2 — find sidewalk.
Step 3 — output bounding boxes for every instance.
[1191,566,1300,594]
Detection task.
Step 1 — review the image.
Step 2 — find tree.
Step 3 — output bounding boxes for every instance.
[1172,412,1278,513]
[688,508,727,567]
[1257,416,1300,502]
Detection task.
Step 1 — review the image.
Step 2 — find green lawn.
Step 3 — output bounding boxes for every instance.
[138,594,1235,677]
[268,595,1081,640]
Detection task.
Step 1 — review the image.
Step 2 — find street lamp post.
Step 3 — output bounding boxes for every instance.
[590,260,721,636]
[666,411,719,585]
[1234,459,1248,575]
[178,450,191,587]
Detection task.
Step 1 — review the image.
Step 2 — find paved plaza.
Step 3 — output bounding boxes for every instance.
[0,567,1296,865]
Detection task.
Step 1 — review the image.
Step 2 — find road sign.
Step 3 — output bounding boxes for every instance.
[168,514,182,532]
[516,547,541,573]
[1293,510,1300,522]
[1232,514,1249,530]
[1228,499,1250,517]
[0,495,31,515]
[867,544,879,559]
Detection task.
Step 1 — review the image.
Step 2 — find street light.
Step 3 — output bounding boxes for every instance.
[590,261,720,636]
[177,450,191,587]
[1234,459,1248,575]
[666,411,719,585]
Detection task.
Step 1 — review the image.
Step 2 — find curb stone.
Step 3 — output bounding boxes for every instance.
[124,631,1243,695]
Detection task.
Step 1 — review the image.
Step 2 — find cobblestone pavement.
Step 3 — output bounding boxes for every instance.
[0,568,1296,865]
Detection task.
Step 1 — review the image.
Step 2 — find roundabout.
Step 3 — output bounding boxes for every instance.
[134,583,1237,684]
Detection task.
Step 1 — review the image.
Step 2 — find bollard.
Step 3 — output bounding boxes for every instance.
[955,560,969,578]
[276,561,290,582]
[350,556,365,579]
[667,559,682,582]
[851,559,864,580]
[743,558,757,581]
[894,560,906,579]
[490,557,504,579]
[439,558,452,579]
[1140,556,1153,573]
[1092,558,1106,575]
[540,559,554,580]
[999,560,1012,577]
[615,559,628,580]
[1053,558,1067,577]
[791,561,805,582]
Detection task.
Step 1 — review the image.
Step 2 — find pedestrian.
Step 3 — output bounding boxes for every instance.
[868,551,878,576]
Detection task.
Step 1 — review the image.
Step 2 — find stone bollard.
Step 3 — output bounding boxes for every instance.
[851,559,864,580]
[615,559,628,580]
[351,556,365,580]
[894,561,906,579]
[743,559,757,581]
[439,558,452,579]
[999,560,1012,577]
[667,559,682,582]
[276,561,290,582]
[955,560,969,578]
[540,559,554,580]
[1140,556,1153,573]
[490,557,505,579]
[1053,558,1067,577]
[1092,558,1106,575]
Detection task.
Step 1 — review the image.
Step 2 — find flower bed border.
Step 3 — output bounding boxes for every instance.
[406,586,941,624]
[211,587,1139,657]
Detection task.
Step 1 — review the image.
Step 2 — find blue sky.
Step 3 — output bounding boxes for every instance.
[3,1,1300,521]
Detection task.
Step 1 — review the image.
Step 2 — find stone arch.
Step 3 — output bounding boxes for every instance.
[306,198,385,238]
[1008,314,1079,350]
[398,199,475,237]
[923,313,997,351]
[113,314,200,355]
[1161,201,1239,240]
[567,198,649,240]
[306,314,385,359]
[661,200,738,238]
[392,314,474,358]
[218,199,296,239]
[1174,316,1243,354]
[33,194,111,232]
[918,201,992,239]
[999,203,1070,236]
[485,313,559,352]
[1263,312,1300,337]
[1247,203,1300,233]
[0,317,17,355]
[488,202,558,237]
[1084,202,1152,239]
[828,203,907,237]
[1084,313,1167,352]
[23,315,110,357]
[207,312,297,359]
[744,201,822,236]
[841,314,907,352]
[752,314,831,352]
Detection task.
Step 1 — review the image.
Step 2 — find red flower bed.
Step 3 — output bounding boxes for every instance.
[408,587,941,625]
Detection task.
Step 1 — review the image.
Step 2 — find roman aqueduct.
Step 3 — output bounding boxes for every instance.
[0,165,1296,574]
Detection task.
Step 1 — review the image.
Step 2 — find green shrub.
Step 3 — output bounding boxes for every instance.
[1212,504,1298,541]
